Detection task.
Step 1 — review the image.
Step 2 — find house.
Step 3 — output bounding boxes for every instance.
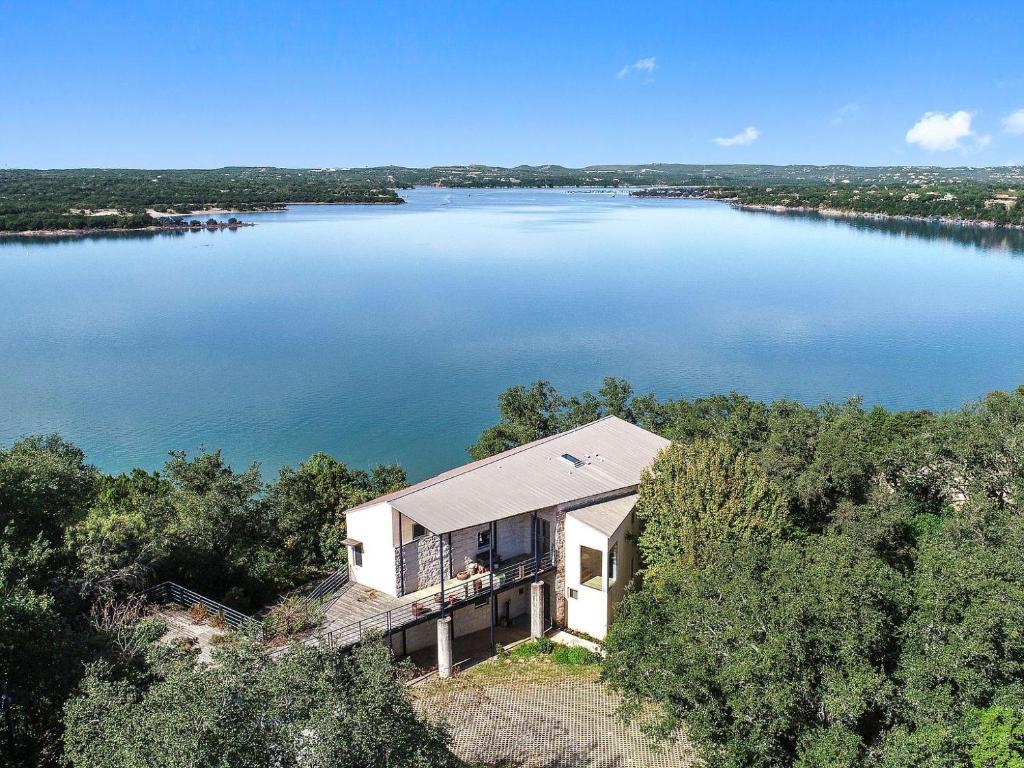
[337,416,669,676]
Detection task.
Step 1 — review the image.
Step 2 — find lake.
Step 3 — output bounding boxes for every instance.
[2,187,1024,480]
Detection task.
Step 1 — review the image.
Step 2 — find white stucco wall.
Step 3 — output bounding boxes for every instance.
[344,502,398,596]
[563,506,639,639]
[563,515,611,639]
[604,510,639,627]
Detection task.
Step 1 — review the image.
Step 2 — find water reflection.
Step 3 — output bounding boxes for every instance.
[739,207,1024,255]
[2,188,1023,479]
[0,224,247,248]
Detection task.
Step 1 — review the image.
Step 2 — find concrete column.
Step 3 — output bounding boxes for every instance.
[436,616,453,678]
[530,582,545,638]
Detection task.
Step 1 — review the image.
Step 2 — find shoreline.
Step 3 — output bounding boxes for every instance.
[733,202,1024,231]
[0,221,255,239]
[627,188,1024,231]
[0,199,404,238]
[7,189,1022,237]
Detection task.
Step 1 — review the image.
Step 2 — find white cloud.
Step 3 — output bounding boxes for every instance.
[1002,109,1024,135]
[830,102,861,126]
[617,57,656,79]
[905,111,975,151]
[713,126,760,147]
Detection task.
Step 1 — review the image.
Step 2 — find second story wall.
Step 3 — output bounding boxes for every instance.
[346,502,398,596]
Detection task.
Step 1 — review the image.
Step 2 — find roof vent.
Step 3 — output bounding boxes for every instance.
[560,453,585,468]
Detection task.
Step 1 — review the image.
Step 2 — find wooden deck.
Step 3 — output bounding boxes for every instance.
[320,582,405,635]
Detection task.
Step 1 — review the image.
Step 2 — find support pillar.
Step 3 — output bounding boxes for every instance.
[438,533,446,617]
[488,521,496,653]
[532,511,540,581]
[530,582,545,639]
[397,512,405,597]
[437,616,453,678]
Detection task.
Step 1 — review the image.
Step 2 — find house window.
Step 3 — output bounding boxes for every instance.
[568,588,578,599]
[477,528,491,550]
[412,523,426,539]
[352,543,364,567]
[608,544,618,584]
[580,545,603,590]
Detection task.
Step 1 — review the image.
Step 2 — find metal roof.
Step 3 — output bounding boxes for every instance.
[568,493,638,537]
[345,416,668,534]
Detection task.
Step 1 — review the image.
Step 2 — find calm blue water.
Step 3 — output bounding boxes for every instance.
[2,187,1024,480]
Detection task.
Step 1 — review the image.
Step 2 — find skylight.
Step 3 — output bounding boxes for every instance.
[560,453,585,468]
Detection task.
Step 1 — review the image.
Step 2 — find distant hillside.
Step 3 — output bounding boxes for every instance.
[3,164,1023,233]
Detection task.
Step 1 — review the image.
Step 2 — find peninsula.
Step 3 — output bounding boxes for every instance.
[631,177,1024,229]
[3,163,1023,235]
[0,167,404,235]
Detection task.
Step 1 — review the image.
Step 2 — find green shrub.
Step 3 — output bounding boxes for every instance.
[509,640,542,660]
[551,644,600,666]
[132,616,168,646]
[972,706,1024,768]
[262,595,322,640]
[534,636,553,654]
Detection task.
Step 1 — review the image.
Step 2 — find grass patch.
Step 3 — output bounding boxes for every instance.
[471,640,599,684]
[551,644,600,667]
[508,640,545,661]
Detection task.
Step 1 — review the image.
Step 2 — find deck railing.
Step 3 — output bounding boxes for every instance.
[306,564,349,604]
[144,581,263,636]
[320,550,554,650]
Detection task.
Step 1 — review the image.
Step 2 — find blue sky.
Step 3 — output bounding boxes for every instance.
[3,1,1023,168]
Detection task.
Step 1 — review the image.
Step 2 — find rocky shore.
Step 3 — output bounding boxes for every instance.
[734,203,1024,231]
[629,188,1024,231]
[1,220,255,239]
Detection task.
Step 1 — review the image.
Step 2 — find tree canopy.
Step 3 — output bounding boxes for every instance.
[62,638,453,768]
[5,379,1024,766]
[0,435,408,767]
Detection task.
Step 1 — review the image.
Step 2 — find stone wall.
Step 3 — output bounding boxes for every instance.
[393,540,419,597]
[394,506,564,600]
[553,508,567,627]
[394,533,455,594]
[449,524,491,574]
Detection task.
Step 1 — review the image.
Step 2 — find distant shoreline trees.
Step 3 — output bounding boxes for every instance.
[634,182,1024,227]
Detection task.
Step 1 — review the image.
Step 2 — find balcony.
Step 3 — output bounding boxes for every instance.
[320,550,554,650]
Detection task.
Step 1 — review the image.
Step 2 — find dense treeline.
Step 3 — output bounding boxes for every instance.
[0,440,409,765]
[360,163,1023,189]
[5,164,1022,232]
[727,183,1024,226]
[637,182,1024,226]
[0,168,403,232]
[469,377,1024,768]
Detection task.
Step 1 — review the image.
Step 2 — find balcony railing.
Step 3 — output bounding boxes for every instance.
[320,550,554,650]
[144,581,263,637]
[306,564,349,604]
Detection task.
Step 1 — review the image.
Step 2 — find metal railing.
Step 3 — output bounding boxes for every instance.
[320,550,554,650]
[306,564,349,604]
[144,581,262,636]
